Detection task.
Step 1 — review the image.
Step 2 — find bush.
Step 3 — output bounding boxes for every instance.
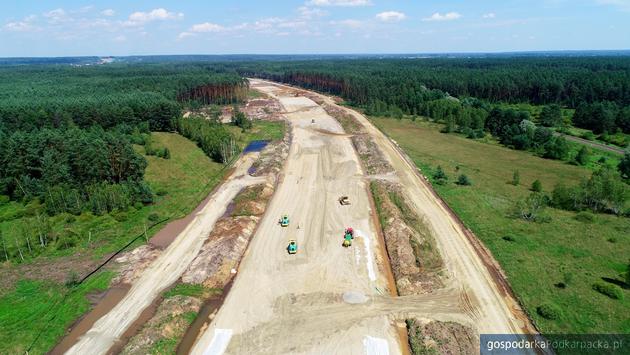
[511,170,520,186]
[537,303,562,320]
[0,195,9,205]
[592,282,624,300]
[64,271,80,288]
[112,211,128,222]
[456,174,472,186]
[433,165,449,185]
[148,212,161,222]
[156,189,168,196]
[574,211,595,223]
[502,235,516,242]
[531,179,543,192]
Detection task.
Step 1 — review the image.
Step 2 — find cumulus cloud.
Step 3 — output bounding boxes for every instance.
[297,6,326,19]
[376,11,406,22]
[125,8,183,26]
[482,12,496,18]
[190,22,224,32]
[307,0,371,6]
[596,0,630,10]
[101,9,115,17]
[422,12,462,22]
[44,8,68,24]
[3,15,38,32]
[332,19,363,28]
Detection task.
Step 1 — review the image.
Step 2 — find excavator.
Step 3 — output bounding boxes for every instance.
[338,196,351,205]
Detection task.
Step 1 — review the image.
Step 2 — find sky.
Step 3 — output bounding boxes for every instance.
[0,0,629,57]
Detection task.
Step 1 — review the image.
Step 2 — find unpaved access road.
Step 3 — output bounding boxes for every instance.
[64,154,266,355]
[191,80,537,355]
[191,80,406,355]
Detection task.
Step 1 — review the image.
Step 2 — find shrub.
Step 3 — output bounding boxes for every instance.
[0,195,9,205]
[511,170,520,186]
[456,174,472,186]
[433,165,448,185]
[531,179,543,192]
[148,212,160,222]
[574,211,595,223]
[112,211,128,222]
[134,202,144,210]
[537,303,562,320]
[592,282,624,300]
[156,189,168,196]
[502,235,516,242]
[64,271,80,288]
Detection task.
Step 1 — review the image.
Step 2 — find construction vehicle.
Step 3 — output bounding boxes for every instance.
[339,196,350,205]
[342,227,354,247]
[287,239,298,254]
[279,215,289,227]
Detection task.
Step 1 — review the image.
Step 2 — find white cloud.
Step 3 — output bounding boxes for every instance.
[376,11,406,22]
[125,8,183,26]
[3,15,38,32]
[307,0,371,6]
[596,0,630,10]
[332,19,363,28]
[44,8,68,24]
[101,9,115,17]
[297,6,326,19]
[422,12,462,22]
[483,12,496,19]
[113,35,126,42]
[190,22,224,32]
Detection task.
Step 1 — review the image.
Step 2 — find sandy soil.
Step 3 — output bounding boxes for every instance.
[292,81,537,335]
[191,80,403,355]
[64,153,267,355]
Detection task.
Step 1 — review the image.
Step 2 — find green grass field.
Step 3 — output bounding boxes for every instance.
[371,117,630,334]
[0,120,284,354]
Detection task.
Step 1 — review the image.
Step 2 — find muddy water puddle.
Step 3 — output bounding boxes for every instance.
[149,192,214,249]
[49,284,130,355]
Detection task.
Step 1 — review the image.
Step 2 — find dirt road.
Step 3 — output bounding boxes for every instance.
[191,81,403,355]
[554,132,626,155]
[65,154,266,355]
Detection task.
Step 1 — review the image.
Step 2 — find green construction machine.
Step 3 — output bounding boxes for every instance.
[287,239,298,254]
[279,214,289,227]
[342,227,354,247]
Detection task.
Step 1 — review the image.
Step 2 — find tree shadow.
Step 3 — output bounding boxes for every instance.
[601,277,630,290]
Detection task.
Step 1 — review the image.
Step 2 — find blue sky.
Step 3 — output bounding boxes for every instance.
[0,0,629,56]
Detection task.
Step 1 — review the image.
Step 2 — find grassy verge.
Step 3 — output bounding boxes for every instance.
[0,271,114,354]
[228,120,285,145]
[372,117,630,333]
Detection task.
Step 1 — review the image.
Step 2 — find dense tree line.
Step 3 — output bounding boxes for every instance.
[232,56,630,135]
[0,63,247,213]
[0,127,151,214]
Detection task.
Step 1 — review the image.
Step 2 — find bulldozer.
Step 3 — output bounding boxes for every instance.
[338,196,350,205]
[287,239,297,254]
[279,214,289,227]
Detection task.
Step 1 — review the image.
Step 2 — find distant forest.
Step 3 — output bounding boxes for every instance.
[2,56,630,215]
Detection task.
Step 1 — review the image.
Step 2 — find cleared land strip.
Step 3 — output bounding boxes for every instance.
[260,80,537,336]
[191,80,401,354]
[65,154,266,355]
